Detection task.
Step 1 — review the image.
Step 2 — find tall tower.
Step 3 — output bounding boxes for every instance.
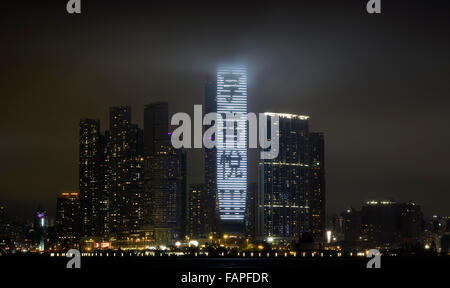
[144,102,187,243]
[257,113,311,241]
[216,65,248,232]
[35,208,47,251]
[127,124,145,232]
[204,74,218,233]
[309,132,326,243]
[187,183,206,238]
[246,182,257,240]
[106,107,144,236]
[144,102,169,156]
[79,119,105,237]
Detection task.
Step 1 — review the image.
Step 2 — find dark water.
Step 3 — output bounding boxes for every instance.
[1,254,448,269]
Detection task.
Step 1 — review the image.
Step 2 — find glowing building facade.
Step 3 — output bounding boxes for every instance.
[216,65,248,222]
[79,118,106,237]
[257,113,311,240]
[106,107,144,236]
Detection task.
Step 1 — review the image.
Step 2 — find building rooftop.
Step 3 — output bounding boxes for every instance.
[263,112,310,120]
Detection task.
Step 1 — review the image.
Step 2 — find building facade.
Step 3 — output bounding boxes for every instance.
[79,119,106,237]
[340,201,424,248]
[144,102,187,242]
[245,182,257,240]
[144,102,170,156]
[215,65,248,230]
[204,74,218,234]
[56,192,81,244]
[309,132,326,243]
[188,184,206,238]
[257,113,311,242]
[105,107,144,236]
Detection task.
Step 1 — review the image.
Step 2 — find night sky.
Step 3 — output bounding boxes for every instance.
[1,0,449,220]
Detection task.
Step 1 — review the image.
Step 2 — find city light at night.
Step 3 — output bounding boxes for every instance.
[1,0,449,281]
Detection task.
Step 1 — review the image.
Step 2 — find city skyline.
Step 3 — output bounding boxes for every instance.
[4,93,447,253]
[0,77,329,251]
[2,0,450,221]
[2,88,448,222]
[1,79,448,221]
[1,0,450,278]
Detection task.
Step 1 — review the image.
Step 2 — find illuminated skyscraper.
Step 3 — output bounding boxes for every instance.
[144,150,186,241]
[35,209,48,231]
[106,107,144,236]
[216,65,248,225]
[127,124,145,232]
[246,182,257,239]
[257,113,311,241]
[204,75,218,233]
[257,114,327,243]
[144,102,187,242]
[187,184,206,238]
[34,208,47,251]
[309,132,326,243]
[79,119,106,237]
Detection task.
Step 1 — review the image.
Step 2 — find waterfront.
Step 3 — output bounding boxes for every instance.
[1,254,449,270]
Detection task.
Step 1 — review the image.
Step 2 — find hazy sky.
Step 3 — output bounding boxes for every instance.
[1,0,449,220]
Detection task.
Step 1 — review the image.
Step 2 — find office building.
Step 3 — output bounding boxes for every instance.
[56,192,81,241]
[144,102,170,156]
[309,132,326,242]
[246,182,257,240]
[257,113,311,241]
[105,107,144,236]
[204,74,218,234]
[144,102,187,242]
[216,65,248,231]
[79,119,106,237]
[341,200,424,248]
[188,184,206,238]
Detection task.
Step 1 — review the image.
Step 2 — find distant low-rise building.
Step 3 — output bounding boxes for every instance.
[339,200,423,249]
[56,192,81,243]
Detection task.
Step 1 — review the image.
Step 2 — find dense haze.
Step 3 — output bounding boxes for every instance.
[1,0,449,221]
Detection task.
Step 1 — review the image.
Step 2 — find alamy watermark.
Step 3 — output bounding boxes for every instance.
[66,0,81,14]
[66,1,380,15]
[66,249,81,268]
[170,105,279,160]
[366,249,381,268]
[366,0,381,14]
